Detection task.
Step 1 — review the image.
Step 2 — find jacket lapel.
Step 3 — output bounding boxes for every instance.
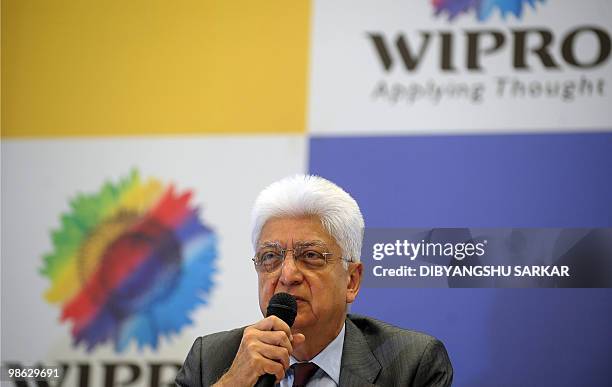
[339,318,381,386]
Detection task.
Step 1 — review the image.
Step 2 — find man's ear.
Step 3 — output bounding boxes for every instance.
[346,262,363,304]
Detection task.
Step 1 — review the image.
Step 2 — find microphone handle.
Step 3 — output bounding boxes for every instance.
[254,373,276,387]
[254,311,285,387]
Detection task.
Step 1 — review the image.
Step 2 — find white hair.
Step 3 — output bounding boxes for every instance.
[251,175,364,267]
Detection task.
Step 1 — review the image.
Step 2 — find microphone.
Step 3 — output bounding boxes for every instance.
[254,292,297,387]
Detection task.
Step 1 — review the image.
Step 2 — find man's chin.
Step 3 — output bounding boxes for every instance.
[291,315,315,331]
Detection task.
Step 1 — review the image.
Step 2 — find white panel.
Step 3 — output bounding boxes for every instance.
[308,0,612,135]
[0,136,306,384]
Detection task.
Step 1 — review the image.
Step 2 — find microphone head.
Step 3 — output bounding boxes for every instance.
[266,292,298,327]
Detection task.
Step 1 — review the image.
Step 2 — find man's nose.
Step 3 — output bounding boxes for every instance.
[279,251,303,286]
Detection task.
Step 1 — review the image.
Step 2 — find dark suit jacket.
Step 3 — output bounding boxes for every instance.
[175,314,453,387]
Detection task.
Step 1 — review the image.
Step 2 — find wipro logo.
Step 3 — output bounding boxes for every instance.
[432,0,545,21]
[366,1,610,106]
[368,0,609,73]
[41,170,217,352]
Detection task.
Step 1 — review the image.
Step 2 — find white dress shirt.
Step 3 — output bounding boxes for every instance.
[279,323,346,387]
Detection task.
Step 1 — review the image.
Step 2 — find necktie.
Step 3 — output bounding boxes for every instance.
[292,362,319,387]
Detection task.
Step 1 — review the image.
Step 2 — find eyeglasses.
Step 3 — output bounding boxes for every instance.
[252,241,352,273]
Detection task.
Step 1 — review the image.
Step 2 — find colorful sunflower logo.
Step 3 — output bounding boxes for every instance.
[432,0,545,21]
[41,170,217,352]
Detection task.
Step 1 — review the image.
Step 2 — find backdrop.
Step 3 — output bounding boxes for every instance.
[2,1,611,386]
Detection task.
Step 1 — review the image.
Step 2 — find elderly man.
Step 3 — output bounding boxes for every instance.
[176,175,453,387]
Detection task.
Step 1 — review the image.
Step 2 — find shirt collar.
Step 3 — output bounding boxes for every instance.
[289,322,346,385]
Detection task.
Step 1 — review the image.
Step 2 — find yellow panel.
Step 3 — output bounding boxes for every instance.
[1,0,310,137]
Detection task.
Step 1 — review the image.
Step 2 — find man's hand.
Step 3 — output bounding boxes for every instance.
[213,316,306,387]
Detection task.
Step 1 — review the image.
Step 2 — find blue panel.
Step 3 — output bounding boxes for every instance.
[308,132,612,387]
[310,132,612,228]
